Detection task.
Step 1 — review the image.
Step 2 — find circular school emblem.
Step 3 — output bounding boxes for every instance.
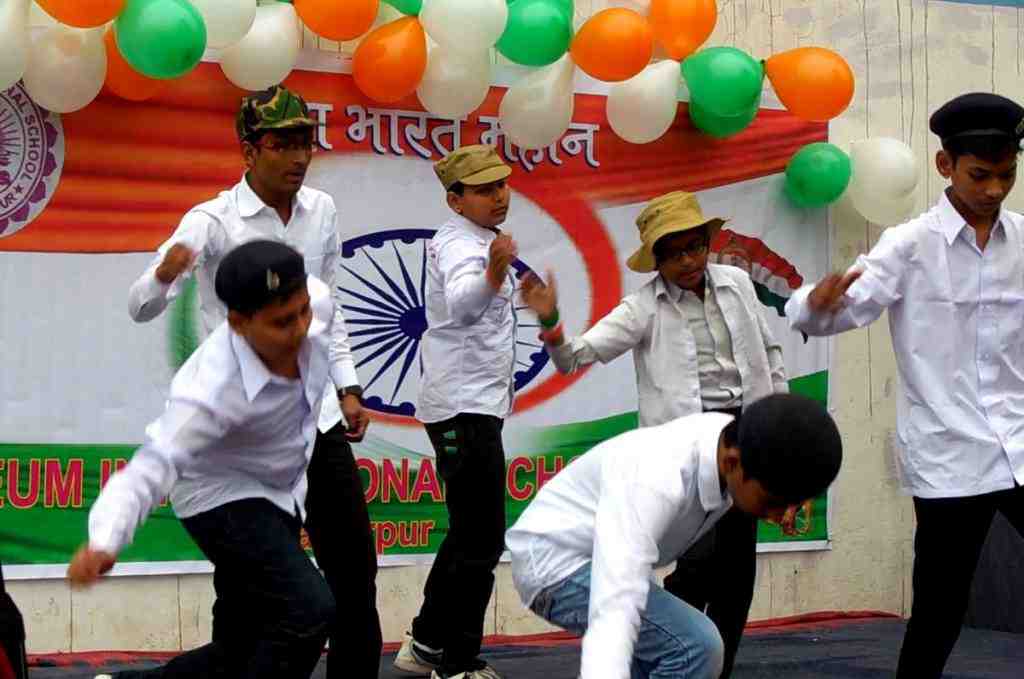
[0,83,65,238]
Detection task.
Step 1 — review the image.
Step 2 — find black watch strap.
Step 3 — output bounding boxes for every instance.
[339,385,364,400]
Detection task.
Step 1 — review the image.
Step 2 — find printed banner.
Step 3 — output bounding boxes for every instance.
[0,61,831,576]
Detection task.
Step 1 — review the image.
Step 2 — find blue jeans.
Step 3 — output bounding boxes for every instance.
[530,563,724,679]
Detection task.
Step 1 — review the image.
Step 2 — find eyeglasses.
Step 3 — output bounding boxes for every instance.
[660,239,709,262]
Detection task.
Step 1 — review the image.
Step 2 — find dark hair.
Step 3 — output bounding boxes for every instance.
[735,394,842,505]
[448,181,465,196]
[652,226,708,266]
[942,134,1021,165]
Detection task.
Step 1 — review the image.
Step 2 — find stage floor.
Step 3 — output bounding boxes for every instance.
[27,615,1024,678]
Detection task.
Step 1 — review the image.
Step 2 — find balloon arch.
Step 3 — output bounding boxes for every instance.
[0,0,920,225]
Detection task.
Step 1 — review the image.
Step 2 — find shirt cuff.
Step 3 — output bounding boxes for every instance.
[784,285,814,326]
[145,270,173,298]
[548,340,576,371]
[88,524,125,557]
[330,363,360,391]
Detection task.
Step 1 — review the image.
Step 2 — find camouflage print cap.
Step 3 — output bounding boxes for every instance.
[433,144,512,190]
[236,85,317,142]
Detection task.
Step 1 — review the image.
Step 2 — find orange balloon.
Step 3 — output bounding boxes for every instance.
[648,0,717,61]
[103,27,165,102]
[295,0,380,41]
[353,17,427,104]
[36,0,126,28]
[766,47,855,122]
[570,8,654,83]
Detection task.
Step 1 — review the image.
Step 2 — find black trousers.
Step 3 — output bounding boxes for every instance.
[412,414,506,673]
[120,498,336,679]
[664,506,758,679]
[0,562,28,679]
[664,406,756,679]
[896,486,1024,678]
[305,423,383,679]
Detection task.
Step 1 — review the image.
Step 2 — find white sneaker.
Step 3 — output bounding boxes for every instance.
[430,662,503,679]
[94,675,114,679]
[393,632,443,675]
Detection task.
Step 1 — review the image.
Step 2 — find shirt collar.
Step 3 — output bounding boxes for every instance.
[230,330,275,402]
[655,269,727,303]
[935,190,1006,246]
[696,413,732,513]
[449,213,499,242]
[236,174,312,219]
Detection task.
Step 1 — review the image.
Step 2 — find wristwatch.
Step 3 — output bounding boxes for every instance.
[338,385,364,403]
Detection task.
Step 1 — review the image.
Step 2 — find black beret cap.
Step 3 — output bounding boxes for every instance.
[215,240,306,314]
[930,92,1024,142]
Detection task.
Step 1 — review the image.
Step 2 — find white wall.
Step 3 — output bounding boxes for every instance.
[10,0,1024,653]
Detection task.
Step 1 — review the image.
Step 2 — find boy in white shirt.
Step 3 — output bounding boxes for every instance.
[786,92,1024,678]
[70,241,338,679]
[506,393,843,679]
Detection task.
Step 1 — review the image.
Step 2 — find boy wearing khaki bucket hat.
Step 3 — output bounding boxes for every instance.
[394,145,515,679]
[521,190,789,678]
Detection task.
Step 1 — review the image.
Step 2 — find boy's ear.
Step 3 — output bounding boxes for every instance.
[228,309,249,334]
[447,191,464,215]
[721,447,742,475]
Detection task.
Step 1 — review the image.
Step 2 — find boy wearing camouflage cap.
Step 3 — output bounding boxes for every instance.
[125,86,381,678]
[393,145,516,679]
[520,190,790,678]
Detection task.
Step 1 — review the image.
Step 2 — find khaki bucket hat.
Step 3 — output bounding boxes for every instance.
[626,191,726,273]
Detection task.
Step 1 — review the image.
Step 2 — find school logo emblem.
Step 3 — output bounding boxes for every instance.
[0,83,64,238]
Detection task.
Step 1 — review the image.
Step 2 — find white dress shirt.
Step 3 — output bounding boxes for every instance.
[416,215,517,424]
[127,176,358,432]
[506,412,734,679]
[89,276,335,556]
[786,192,1024,498]
[548,264,787,427]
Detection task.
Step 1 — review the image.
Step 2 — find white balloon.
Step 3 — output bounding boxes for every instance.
[498,56,575,151]
[23,25,106,113]
[220,3,300,91]
[607,60,680,144]
[846,137,920,225]
[417,45,491,119]
[0,0,31,91]
[190,0,257,50]
[421,0,508,54]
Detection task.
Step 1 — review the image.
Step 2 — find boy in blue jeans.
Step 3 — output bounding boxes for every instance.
[506,394,842,679]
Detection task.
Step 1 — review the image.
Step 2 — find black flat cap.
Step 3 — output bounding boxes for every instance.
[930,92,1024,143]
[215,240,306,314]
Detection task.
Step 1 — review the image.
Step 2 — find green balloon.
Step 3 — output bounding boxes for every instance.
[784,142,852,207]
[689,100,757,138]
[384,0,423,15]
[498,0,573,67]
[115,0,207,80]
[509,0,574,18]
[682,47,764,119]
